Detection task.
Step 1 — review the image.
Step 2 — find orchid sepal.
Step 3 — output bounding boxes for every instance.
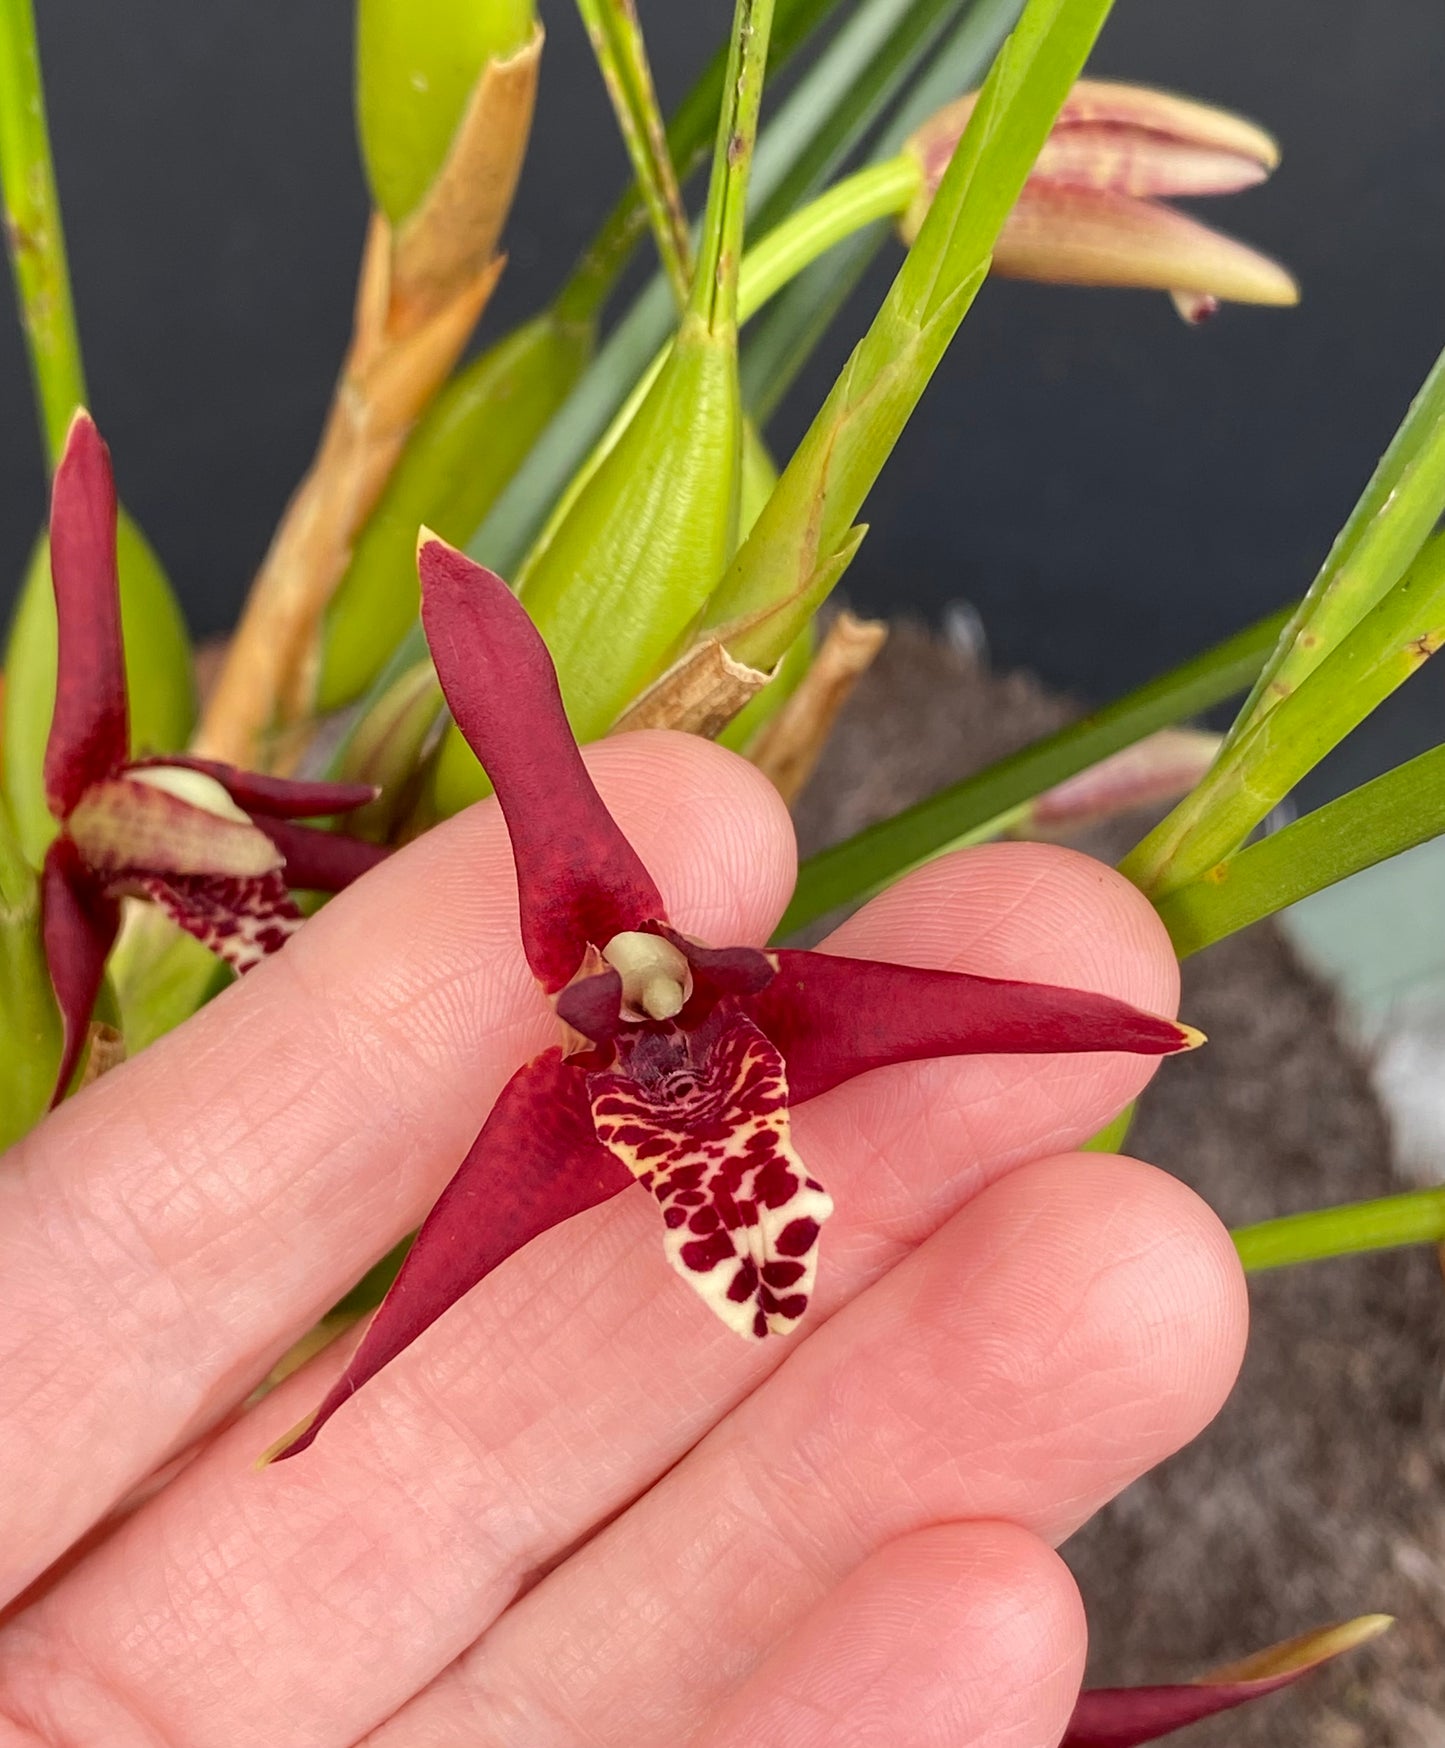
[1063,1614,1392,1746]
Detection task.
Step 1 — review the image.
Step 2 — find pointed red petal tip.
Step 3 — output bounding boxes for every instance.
[417,534,664,992]
[134,756,378,820]
[41,838,121,1106]
[1063,1615,1392,1747]
[255,818,389,892]
[751,950,1201,1105]
[44,410,129,819]
[263,1049,632,1464]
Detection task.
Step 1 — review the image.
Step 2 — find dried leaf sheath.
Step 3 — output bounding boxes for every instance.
[195,29,542,766]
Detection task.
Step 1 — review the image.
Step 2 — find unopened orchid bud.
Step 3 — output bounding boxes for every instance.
[902,80,1298,315]
[3,510,194,863]
[356,0,536,227]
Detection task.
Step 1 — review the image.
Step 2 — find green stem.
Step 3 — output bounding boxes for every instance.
[691,0,776,333]
[0,0,87,467]
[1226,343,1445,753]
[1156,736,1445,958]
[555,0,841,327]
[738,157,919,318]
[778,606,1289,936]
[1234,1189,1445,1274]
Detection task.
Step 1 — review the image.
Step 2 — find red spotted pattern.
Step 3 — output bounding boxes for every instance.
[130,870,301,971]
[589,1013,833,1340]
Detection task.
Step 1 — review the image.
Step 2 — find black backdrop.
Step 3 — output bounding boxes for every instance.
[2,0,1441,795]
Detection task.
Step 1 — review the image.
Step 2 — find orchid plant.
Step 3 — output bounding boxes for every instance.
[3,0,1444,1737]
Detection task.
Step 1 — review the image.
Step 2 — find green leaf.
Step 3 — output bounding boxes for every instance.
[355,0,535,225]
[1155,737,1445,959]
[0,793,62,1149]
[778,606,1287,936]
[4,512,195,861]
[1124,531,1445,899]
[575,0,692,306]
[706,0,1119,668]
[1233,1188,1445,1274]
[1227,343,1445,751]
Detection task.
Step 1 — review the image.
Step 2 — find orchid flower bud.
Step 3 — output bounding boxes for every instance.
[356,0,536,228]
[901,80,1298,317]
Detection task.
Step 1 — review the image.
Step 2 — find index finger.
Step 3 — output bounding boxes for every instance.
[0,733,797,1604]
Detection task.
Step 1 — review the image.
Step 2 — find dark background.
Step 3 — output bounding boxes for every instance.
[2,0,1441,795]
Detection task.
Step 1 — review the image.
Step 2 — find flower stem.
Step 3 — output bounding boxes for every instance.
[0,0,86,468]
[1233,1189,1445,1274]
[574,0,693,307]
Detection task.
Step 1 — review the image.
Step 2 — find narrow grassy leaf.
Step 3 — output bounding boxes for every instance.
[1234,1189,1445,1273]
[1155,737,1445,959]
[1124,531,1445,899]
[705,0,1120,669]
[574,0,692,304]
[778,606,1287,935]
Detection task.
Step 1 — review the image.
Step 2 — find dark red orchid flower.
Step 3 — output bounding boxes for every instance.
[1062,1613,1391,1745]
[270,535,1203,1462]
[39,411,387,1103]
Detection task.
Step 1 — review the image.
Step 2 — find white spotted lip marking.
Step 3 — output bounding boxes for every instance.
[127,869,301,972]
[588,1012,833,1339]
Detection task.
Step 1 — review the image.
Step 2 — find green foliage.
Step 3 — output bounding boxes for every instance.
[0,795,62,1147]
[317,312,593,712]
[779,608,1288,935]
[1156,738,1445,960]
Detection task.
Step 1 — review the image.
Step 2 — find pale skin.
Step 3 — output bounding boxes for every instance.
[0,733,1247,1747]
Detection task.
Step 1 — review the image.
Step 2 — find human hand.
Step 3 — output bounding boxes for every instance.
[0,734,1245,1747]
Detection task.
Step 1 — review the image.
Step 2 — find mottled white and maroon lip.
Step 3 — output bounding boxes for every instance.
[264,539,1201,1464]
[36,412,388,1107]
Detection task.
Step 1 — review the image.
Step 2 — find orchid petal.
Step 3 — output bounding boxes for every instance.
[750,950,1199,1106]
[40,837,120,1106]
[1063,1677,1301,1746]
[267,1048,629,1461]
[132,756,378,820]
[418,536,665,991]
[590,1011,833,1340]
[43,412,129,817]
[1064,1614,1390,1745]
[257,818,389,892]
[996,183,1299,305]
[66,775,282,880]
[130,870,300,972]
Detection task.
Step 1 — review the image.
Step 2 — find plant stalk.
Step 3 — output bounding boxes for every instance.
[1234,1189,1445,1273]
[0,0,87,467]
